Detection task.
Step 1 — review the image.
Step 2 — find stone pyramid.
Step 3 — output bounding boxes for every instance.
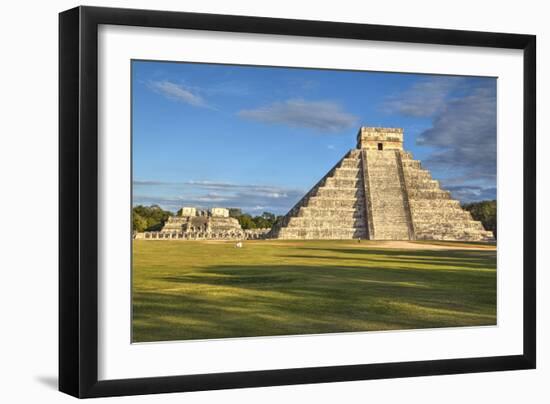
[269,127,494,241]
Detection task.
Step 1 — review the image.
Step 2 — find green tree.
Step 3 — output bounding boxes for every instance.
[462,200,497,238]
[132,205,173,232]
[229,209,283,230]
[132,213,148,232]
[228,208,242,218]
[238,214,256,230]
[261,212,276,222]
[252,216,270,228]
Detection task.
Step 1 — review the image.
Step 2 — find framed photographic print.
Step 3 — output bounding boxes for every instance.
[59,6,536,398]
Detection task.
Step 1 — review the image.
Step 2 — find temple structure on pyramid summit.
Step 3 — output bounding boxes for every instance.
[268,126,494,241]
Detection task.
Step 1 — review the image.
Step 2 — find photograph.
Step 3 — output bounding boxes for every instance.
[131,60,497,343]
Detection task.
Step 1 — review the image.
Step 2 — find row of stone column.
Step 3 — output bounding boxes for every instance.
[139,230,271,240]
[143,231,244,240]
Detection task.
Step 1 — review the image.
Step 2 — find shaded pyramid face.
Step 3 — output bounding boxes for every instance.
[269,128,494,241]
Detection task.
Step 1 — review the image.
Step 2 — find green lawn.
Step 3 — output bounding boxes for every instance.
[132,240,496,342]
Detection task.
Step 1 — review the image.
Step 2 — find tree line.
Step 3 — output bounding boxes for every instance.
[462,200,497,238]
[132,205,173,232]
[227,208,283,230]
[132,201,496,238]
[132,205,283,232]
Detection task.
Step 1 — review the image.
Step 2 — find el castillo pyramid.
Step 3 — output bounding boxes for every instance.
[269,127,494,241]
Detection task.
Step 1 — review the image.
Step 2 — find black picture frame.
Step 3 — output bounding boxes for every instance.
[59,5,536,398]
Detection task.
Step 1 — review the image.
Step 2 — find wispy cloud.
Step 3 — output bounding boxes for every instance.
[238,99,358,132]
[147,80,209,108]
[443,184,496,203]
[134,180,294,194]
[382,77,462,117]
[133,180,305,214]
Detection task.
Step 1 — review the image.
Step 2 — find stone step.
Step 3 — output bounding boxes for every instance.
[415,230,494,241]
[368,183,403,190]
[407,189,451,199]
[408,174,436,182]
[287,217,367,228]
[277,228,368,240]
[373,231,410,240]
[409,179,440,189]
[401,160,421,169]
[315,187,364,198]
[323,177,361,188]
[412,210,472,221]
[371,212,409,220]
[371,204,410,212]
[414,220,487,232]
[307,197,365,209]
[373,221,410,229]
[371,211,409,219]
[339,159,361,168]
[369,174,402,180]
[410,199,462,209]
[332,167,362,178]
[298,207,363,217]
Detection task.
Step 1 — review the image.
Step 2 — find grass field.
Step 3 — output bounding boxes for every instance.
[132,240,496,342]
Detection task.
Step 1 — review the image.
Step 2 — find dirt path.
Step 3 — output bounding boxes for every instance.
[256,240,496,251]
[343,240,495,251]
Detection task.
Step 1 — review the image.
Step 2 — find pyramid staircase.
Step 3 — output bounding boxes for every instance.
[362,150,414,240]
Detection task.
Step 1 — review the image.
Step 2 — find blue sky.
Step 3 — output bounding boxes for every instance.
[132,60,496,215]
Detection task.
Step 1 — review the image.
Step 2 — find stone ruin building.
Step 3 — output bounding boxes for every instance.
[269,126,494,241]
[160,207,243,239]
[136,207,270,240]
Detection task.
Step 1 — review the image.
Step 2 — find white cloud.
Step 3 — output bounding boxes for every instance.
[383,77,462,117]
[442,184,496,203]
[133,180,305,215]
[148,80,209,108]
[238,99,358,132]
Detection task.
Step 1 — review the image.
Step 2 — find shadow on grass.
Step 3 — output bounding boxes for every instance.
[133,246,496,343]
[290,248,496,269]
